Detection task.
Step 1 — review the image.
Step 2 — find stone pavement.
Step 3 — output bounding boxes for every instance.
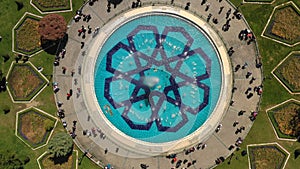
[53,0,263,169]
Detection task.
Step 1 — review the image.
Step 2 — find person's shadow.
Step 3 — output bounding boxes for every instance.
[109,0,123,8]
[140,163,149,169]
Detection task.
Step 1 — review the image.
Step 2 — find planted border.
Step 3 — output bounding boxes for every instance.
[16,107,58,150]
[272,51,300,94]
[267,99,300,140]
[244,0,274,2]
[248,143,289,169]
[262,2,300,46]
[274,52,300,92]
[37,150,78,169]
[13,13,42,55]
[6,62,48,103]
[31,0,72,14]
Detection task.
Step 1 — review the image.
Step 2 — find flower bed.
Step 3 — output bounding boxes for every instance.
[274,53,300,93]
[265,4,300,45]
[249,145,287,169]
[268,101,300,139]
[32,0,71,13]
[15,15,41,55]
[17,108,56,149]
[244,0,273,2]
[7,63,47,101]
[39,151,77,169]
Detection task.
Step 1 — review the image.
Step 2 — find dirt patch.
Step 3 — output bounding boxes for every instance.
[250,146,286,169]
[33,0,69,8]
[277,55,300,91]
[19,110,53,145]
[274,103,300,136]
[271,6,300,42]
[16,18,41,52]
[8,64,45,100]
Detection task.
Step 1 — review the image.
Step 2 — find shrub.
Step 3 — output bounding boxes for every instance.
[44,119,54,131]
[48,132,73,159]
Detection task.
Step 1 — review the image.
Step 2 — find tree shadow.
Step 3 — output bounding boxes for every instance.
[41,34,68,55]
[15,1,24,11]
[50,152,72,165]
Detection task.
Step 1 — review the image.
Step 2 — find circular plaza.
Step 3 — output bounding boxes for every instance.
[54,1,263,168]
[82,7,232,155]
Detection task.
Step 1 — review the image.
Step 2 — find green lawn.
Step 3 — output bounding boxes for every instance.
[0,0,100,169]
[217,0,300,168]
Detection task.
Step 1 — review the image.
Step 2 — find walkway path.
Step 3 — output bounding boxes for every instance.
[53,0,263,168]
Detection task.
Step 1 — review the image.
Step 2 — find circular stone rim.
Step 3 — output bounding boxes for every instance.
[95,12,222,143]
[81,6,232,156]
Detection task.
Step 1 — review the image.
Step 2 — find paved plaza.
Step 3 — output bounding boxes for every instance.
[53,0,262,168]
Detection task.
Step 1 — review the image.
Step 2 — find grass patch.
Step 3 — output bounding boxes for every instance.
[216,0,300,168]
[0,0,99,168]
[265,4,300,45]
[274,53,300,93]
[248,145,288,169]
[40,151,77,169]
[268,101,300,139]
[15,14,41,55]
[7,62,47,101]
[17,108,56,148]
[32,0,71,12]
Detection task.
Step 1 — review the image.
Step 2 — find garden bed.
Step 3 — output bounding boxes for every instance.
[268,101,300,139]
[17,108,56,149]
[274,53,300,93]
[32,0,71,13]
[7,62,47,101]
[248,145,288,169]
[264,4,300,45]
[14,14,41,55]
[39,151,77,169]
[244,0,274,2]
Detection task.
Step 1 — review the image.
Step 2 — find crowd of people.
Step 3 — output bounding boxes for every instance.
[167,151,199,169]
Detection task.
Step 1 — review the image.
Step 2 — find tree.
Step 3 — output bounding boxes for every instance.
[48,132,73,159]
[38,14,67,42]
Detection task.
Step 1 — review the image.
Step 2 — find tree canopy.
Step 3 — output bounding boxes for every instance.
[38,14,67,41]
[48,132,73,158]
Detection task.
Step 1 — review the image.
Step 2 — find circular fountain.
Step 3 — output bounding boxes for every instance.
[82,6,232,156]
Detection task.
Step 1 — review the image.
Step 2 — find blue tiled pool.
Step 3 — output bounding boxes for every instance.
[94,13,222,143]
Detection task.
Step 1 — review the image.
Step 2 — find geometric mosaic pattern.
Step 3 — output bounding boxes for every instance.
[104,25,211,132]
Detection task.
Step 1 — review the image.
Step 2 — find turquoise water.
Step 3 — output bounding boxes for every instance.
[94,14,222,143]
